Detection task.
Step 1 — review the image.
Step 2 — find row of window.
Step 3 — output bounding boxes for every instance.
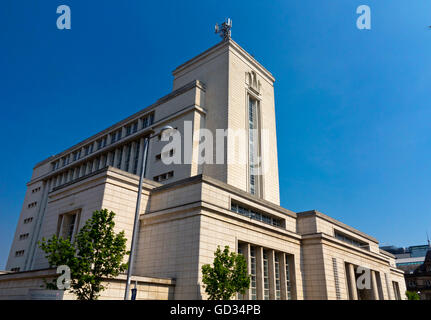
[31,187,41,193]
[153,171,174,182]
[27,202,37,209]
[51,112,154,172]
[10,267,20,272]
[238,244,292,300]
[15,250,24,257]
[230,202,284,228]
[23,217,33,224]
[155,149,174,161]
[335,231,369,250]
[50,138,144,190]
[19,233,29,240]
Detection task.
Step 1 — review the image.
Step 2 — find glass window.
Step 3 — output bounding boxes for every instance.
[250,246,257,300]
[263,250,270,300]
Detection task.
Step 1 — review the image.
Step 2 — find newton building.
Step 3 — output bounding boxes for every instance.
[1,34,406,300]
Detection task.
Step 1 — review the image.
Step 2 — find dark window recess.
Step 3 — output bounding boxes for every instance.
[230,202,284,228]
[334,231,369,250]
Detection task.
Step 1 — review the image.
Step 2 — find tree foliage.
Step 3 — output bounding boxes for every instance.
[405,290,420,300]
[39,209,129,300]
[201,245,250,300]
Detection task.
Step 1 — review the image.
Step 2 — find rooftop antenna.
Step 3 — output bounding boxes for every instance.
[427,231,430,247]
[215,18,232,41]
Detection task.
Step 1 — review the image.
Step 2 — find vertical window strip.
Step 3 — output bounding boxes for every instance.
[263,250,270,300]
[275,254,281,300]
[286,255,292,300]
[250,246,257,300]
[332,258,341,300]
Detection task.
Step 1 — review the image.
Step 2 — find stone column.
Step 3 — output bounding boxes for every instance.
[348,264,358,300]
[268,250,276,300]
[371,270,379,300]
[279,252,287,300]
[256,246,264,300]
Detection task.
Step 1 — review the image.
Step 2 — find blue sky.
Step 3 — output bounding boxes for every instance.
[1,0,431,269]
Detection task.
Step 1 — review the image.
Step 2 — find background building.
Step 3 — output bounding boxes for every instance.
[1,34,406,300]
[405,250,431,300]
[380,242,431,273]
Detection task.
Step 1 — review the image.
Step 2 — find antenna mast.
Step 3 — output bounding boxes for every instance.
[215,18,232,41]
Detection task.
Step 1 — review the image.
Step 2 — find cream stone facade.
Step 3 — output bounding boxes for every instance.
[3,37,406,300]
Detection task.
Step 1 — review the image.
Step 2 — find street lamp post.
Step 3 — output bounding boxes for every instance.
[124,125,173,300]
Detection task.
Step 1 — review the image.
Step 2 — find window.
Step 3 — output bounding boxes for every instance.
[230,202,284,228]
[19,233,29,240]
[15,250,25,257]
[10,267,20,272]
[101,154,108,168]
[392,281,401,300]
[57,211,81,240]
[84,143,94,156]
[153,171,174,182]
[286,255,292,300]
[126,122,138,136]
[155,149,174,161]
[111,130,122,144]
[24,217,33,224]
[111,132,117,144]
[116,148,123,169]
[263,250,270,300]
[157,127,177,141]
[126,125,132,136]
[97,137,107,150]
[142,116,149,129]
[248,96,261,196]
[250,246,257,300]
[31,187,41,193]
[124,144,132,171]
[334,231,369,250]
[73,150,81,161]
[132,141,140,174]
[27,202,37,209]
[275,254,281,300]
[94,157,100,171]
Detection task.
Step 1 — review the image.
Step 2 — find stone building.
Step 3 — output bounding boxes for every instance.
[2,35,406,300]
[405,250,431,300]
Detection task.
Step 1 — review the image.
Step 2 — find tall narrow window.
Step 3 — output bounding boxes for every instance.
[116,148,123,169]
[57,211,81,241]
[275,254,281,300]
[133,141,140,174]
[285,255,292,300]
[263,249,270,300]
[125,144,132,172]
[250,246,257,300]
[248,96,260,196]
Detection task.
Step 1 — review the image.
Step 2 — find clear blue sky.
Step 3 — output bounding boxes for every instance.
[1,0,430,269]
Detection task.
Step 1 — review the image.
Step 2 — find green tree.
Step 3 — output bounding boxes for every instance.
[405,290,420,300]
[39,209,129,300]
[201,245,250,300]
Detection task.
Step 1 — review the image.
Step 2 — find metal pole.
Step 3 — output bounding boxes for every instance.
[124,136,149,300]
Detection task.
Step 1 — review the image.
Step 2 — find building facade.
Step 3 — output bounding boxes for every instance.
[380,243,431,273]
[405,250,431,300]
[2,37,406,300]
